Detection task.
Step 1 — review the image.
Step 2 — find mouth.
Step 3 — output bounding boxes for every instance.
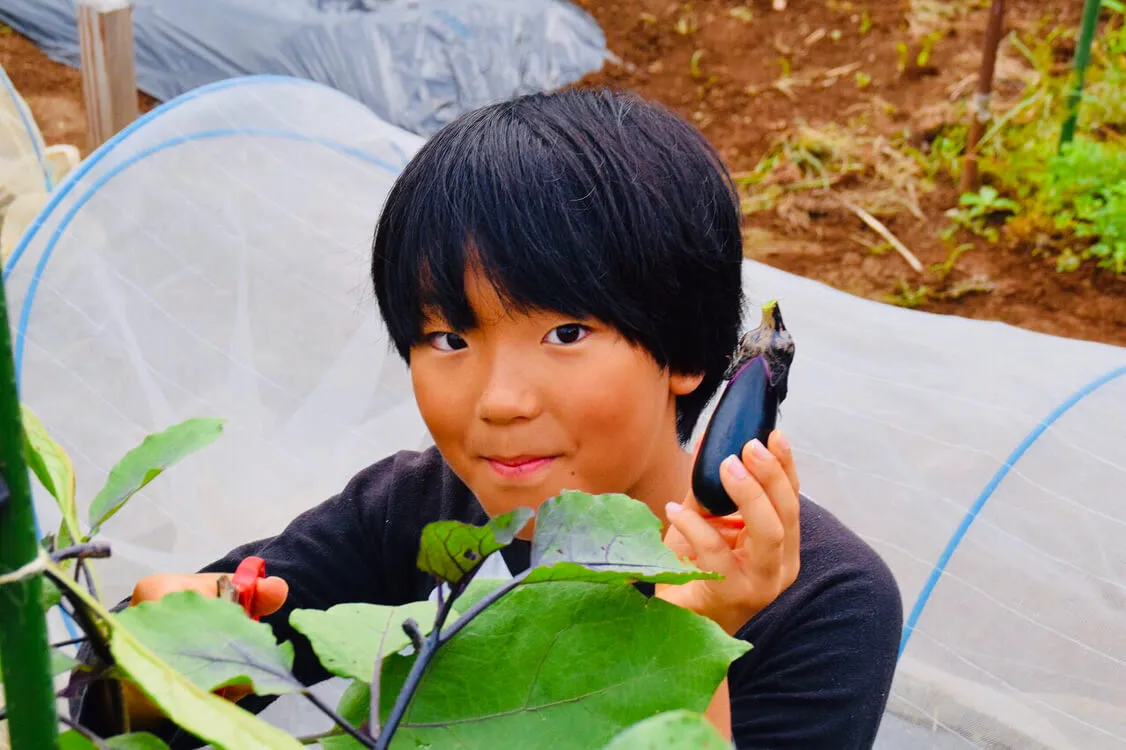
[483,455,558,480]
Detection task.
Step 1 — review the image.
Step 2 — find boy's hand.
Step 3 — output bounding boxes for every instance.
[130,572,289,617]
[657,430,801,637]
[122,572,289,726]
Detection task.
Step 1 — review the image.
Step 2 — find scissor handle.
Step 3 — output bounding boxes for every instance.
[231,556,267,621]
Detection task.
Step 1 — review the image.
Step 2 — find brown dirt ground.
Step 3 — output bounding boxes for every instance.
[571,0,1125,347]
[0,26,157,155]
[1,4,1123,347]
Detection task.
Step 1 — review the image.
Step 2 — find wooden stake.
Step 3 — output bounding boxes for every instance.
[78,0,138,151]
[961,0,1007,194]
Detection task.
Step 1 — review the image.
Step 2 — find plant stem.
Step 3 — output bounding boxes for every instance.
[438,571,529,646]
[301,690,377,750]
[58,715,111,749]
[369,655,382,739]
[53,542,113,563]
[375,571,529,749]
[962,0,1007,193]
[1060,0,1104,149]
[0,268,59,747]
[401,619,425,652]
[44,566,127,734]
[375,571,488,749]
[374,630,438,749]
[45,567,114,668]
[296,727,345,745]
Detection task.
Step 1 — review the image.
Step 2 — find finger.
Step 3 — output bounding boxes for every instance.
[768,429,800,496]
[719,454,785,564]
[665,502,742,578]
[663,528,695,560]
[214,681,254,704]
[131,573,223,606]
[252,576,289,618]
[741,440,800,540]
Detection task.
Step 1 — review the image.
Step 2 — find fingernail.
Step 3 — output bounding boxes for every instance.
[775,431,791,454]
[723,454,750,480]
[749,439,771,461]
[666,501,685,515]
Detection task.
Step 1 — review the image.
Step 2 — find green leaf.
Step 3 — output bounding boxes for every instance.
[109,621,303,749]
[88,418,225,536]
[321,680,372,750]
[41,575,62,611]
[380,581,750,750]
[455,577,508,611]
[50,647,80,676]
[57,730,94,750]
[115,590,298,696]
[108,735,174,750]
[601,710,733,749]
[58,730,172,749]
[417,507,534,585]
[44,556,301,750]
[21,405,80,546]
[525,490,721,585]
[290,600,445,683]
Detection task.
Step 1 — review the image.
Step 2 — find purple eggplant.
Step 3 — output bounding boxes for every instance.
[691,300,796,517]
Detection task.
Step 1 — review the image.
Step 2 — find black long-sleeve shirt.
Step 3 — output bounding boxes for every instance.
[75,446,903,749]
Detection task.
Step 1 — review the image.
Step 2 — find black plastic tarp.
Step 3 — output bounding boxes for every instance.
[0,0,608,136]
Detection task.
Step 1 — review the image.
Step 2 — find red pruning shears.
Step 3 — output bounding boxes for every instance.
[218,556,267,621]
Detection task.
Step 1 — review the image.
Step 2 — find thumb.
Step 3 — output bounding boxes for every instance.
[251,576,288,618]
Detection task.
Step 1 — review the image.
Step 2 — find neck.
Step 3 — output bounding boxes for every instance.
[626,438,695,530]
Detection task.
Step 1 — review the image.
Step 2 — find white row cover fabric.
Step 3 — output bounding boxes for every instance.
[0,64,79,262]
[4,74,1124,748]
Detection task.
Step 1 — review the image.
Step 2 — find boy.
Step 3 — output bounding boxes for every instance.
[73,87,902,748]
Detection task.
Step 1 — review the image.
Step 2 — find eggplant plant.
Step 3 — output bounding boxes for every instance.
[2,375,745,747]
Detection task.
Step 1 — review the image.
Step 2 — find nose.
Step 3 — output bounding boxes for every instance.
[476,352,542,424]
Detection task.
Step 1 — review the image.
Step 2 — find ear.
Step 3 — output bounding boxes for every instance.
[669,371,705,396]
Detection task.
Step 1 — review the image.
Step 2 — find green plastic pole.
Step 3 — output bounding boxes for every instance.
[1059,0,1103,149]
[0,273,60,748]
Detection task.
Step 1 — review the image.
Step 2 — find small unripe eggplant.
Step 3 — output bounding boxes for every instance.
[691,300,796,517]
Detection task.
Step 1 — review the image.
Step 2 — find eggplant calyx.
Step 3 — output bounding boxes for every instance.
[723,300,796,388]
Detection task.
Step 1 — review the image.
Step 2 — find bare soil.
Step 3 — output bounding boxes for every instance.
[0,26,156,156]
[571,0,1125,347]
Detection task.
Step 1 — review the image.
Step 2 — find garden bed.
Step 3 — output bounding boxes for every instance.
[572,0,1125,347]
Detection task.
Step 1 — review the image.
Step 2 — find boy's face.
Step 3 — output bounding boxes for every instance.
[410,267,703,538]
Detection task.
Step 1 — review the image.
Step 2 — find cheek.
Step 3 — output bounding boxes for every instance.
[565,355,671,471]
[410,357,467,443]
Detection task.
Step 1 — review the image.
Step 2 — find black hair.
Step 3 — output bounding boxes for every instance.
[371,87,745,443]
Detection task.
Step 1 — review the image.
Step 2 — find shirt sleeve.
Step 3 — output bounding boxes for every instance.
[728,562,904,750]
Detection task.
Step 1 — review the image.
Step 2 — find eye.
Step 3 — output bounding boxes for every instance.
[544,324,590,346]
[426,332,468,351]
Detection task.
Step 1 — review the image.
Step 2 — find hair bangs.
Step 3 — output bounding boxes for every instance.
[373,100,661,361]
